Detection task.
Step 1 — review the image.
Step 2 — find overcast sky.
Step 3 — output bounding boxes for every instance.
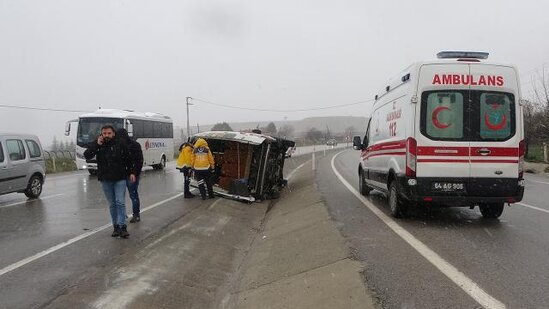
[1,0,549,146]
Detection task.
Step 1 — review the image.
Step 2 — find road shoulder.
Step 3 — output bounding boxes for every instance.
[226,159,378,309]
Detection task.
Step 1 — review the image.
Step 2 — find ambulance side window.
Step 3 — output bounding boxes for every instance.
[363,119,370,148]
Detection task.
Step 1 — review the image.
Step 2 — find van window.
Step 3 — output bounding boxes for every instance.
[422,91,465,140]
[0,142,4,163]
[477,92,514,140]
[6,139,26,161]
[26,140,42,158]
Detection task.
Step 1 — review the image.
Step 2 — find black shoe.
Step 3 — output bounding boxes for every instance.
[184,193,195,199]
[119,225,130,238]
[111,225,120,237]
[201,196,207,200]
[129,216,140,223]
[209,195,215,199]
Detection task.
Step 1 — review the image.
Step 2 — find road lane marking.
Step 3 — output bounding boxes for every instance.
[0,194,65,209]
[286,161,309,181]
[0,192,183,278]
[515,202,549,214]
[525,179,549,185]
[331,151,506,309]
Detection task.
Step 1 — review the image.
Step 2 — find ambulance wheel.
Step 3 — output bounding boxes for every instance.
[359,169,372,196]
[388,181,407,218]
[479,202,504,219]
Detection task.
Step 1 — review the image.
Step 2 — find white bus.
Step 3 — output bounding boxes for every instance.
[65,109,174,175]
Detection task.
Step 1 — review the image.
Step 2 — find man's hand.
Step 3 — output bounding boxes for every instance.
[129,174,136,183]
[97,135,104,145]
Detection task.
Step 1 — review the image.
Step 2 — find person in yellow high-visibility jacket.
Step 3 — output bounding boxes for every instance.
[176,141,195,198]
[191,138,215,200]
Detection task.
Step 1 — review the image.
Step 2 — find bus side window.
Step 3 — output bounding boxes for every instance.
[143,121,153,137]
[133,120,144,139]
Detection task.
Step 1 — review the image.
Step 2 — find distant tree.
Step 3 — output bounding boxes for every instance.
[277,125,295,139]
[68,140,76,151]
[344,126,357,139]
[325,125,332,140]
[211,122,233,131]
[264,122,277,134]
[306,127,323,143]
[51,136,59,151]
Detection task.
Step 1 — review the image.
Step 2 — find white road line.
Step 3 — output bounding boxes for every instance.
[286,161,309,181]
[330,151,506,309]
[0,192,183,278]
[514,202,549,214]
[0,194,65,209]
[48,172,89,180]
[526,179,549,185]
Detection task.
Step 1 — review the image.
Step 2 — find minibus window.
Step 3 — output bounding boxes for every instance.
[422,91,465,140]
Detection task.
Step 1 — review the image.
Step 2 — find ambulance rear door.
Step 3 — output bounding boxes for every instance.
[416,63,472,194]
[467,64,521,196]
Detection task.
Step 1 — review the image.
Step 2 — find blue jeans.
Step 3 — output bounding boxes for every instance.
[101,180,127,226]
[126,176,140,216]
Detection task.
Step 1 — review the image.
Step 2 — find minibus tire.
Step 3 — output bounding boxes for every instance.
[388,181,407,218]
[24,175,43,199]
[479,202,504,219]
[359,169,372,196]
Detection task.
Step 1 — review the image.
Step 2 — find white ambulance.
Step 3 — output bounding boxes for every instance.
[353,51,525,219]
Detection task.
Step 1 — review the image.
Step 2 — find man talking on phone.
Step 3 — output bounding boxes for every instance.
[84,125,135,238]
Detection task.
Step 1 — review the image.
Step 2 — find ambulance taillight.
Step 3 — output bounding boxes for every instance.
[406,137,417,178]
[519,140,525,179]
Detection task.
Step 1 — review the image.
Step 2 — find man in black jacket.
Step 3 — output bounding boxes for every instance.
[117,128,144,223]
[84,125,135,238]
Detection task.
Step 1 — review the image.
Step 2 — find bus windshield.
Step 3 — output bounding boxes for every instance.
[77,117,124,146]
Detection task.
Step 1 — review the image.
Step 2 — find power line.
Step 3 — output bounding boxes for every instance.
[0,104,89,113]
[190,97,374,112]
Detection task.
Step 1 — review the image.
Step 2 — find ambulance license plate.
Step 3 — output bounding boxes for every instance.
[432,182,465,192]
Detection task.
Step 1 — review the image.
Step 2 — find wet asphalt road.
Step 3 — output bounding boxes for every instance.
[0,162,204,309]
[0,145,335,309]
[317,149,549,309]
[2,144,545,309]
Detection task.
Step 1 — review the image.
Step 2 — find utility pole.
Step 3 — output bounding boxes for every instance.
[186,97,192,139]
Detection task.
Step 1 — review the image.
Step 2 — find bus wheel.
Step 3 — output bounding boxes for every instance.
[159,156,166,169]
[388,181,407,218]
[479,202,504,219]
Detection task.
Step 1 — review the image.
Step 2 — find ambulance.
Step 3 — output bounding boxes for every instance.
[353,51,525,219]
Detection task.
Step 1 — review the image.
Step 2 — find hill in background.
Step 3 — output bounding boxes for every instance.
[176,116,368,144]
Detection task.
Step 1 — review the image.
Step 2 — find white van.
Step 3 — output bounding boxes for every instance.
[353,51,524,219]
[0,133,46,198]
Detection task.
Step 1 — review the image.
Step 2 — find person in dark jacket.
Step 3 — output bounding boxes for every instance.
[84,125,134,238]
[118,128,144,223]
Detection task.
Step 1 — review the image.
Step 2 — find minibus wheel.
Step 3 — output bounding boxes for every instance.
[479,202,504,219]
[388,181,407,218]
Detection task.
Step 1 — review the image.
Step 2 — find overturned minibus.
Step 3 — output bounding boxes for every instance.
[189,131,295,202]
